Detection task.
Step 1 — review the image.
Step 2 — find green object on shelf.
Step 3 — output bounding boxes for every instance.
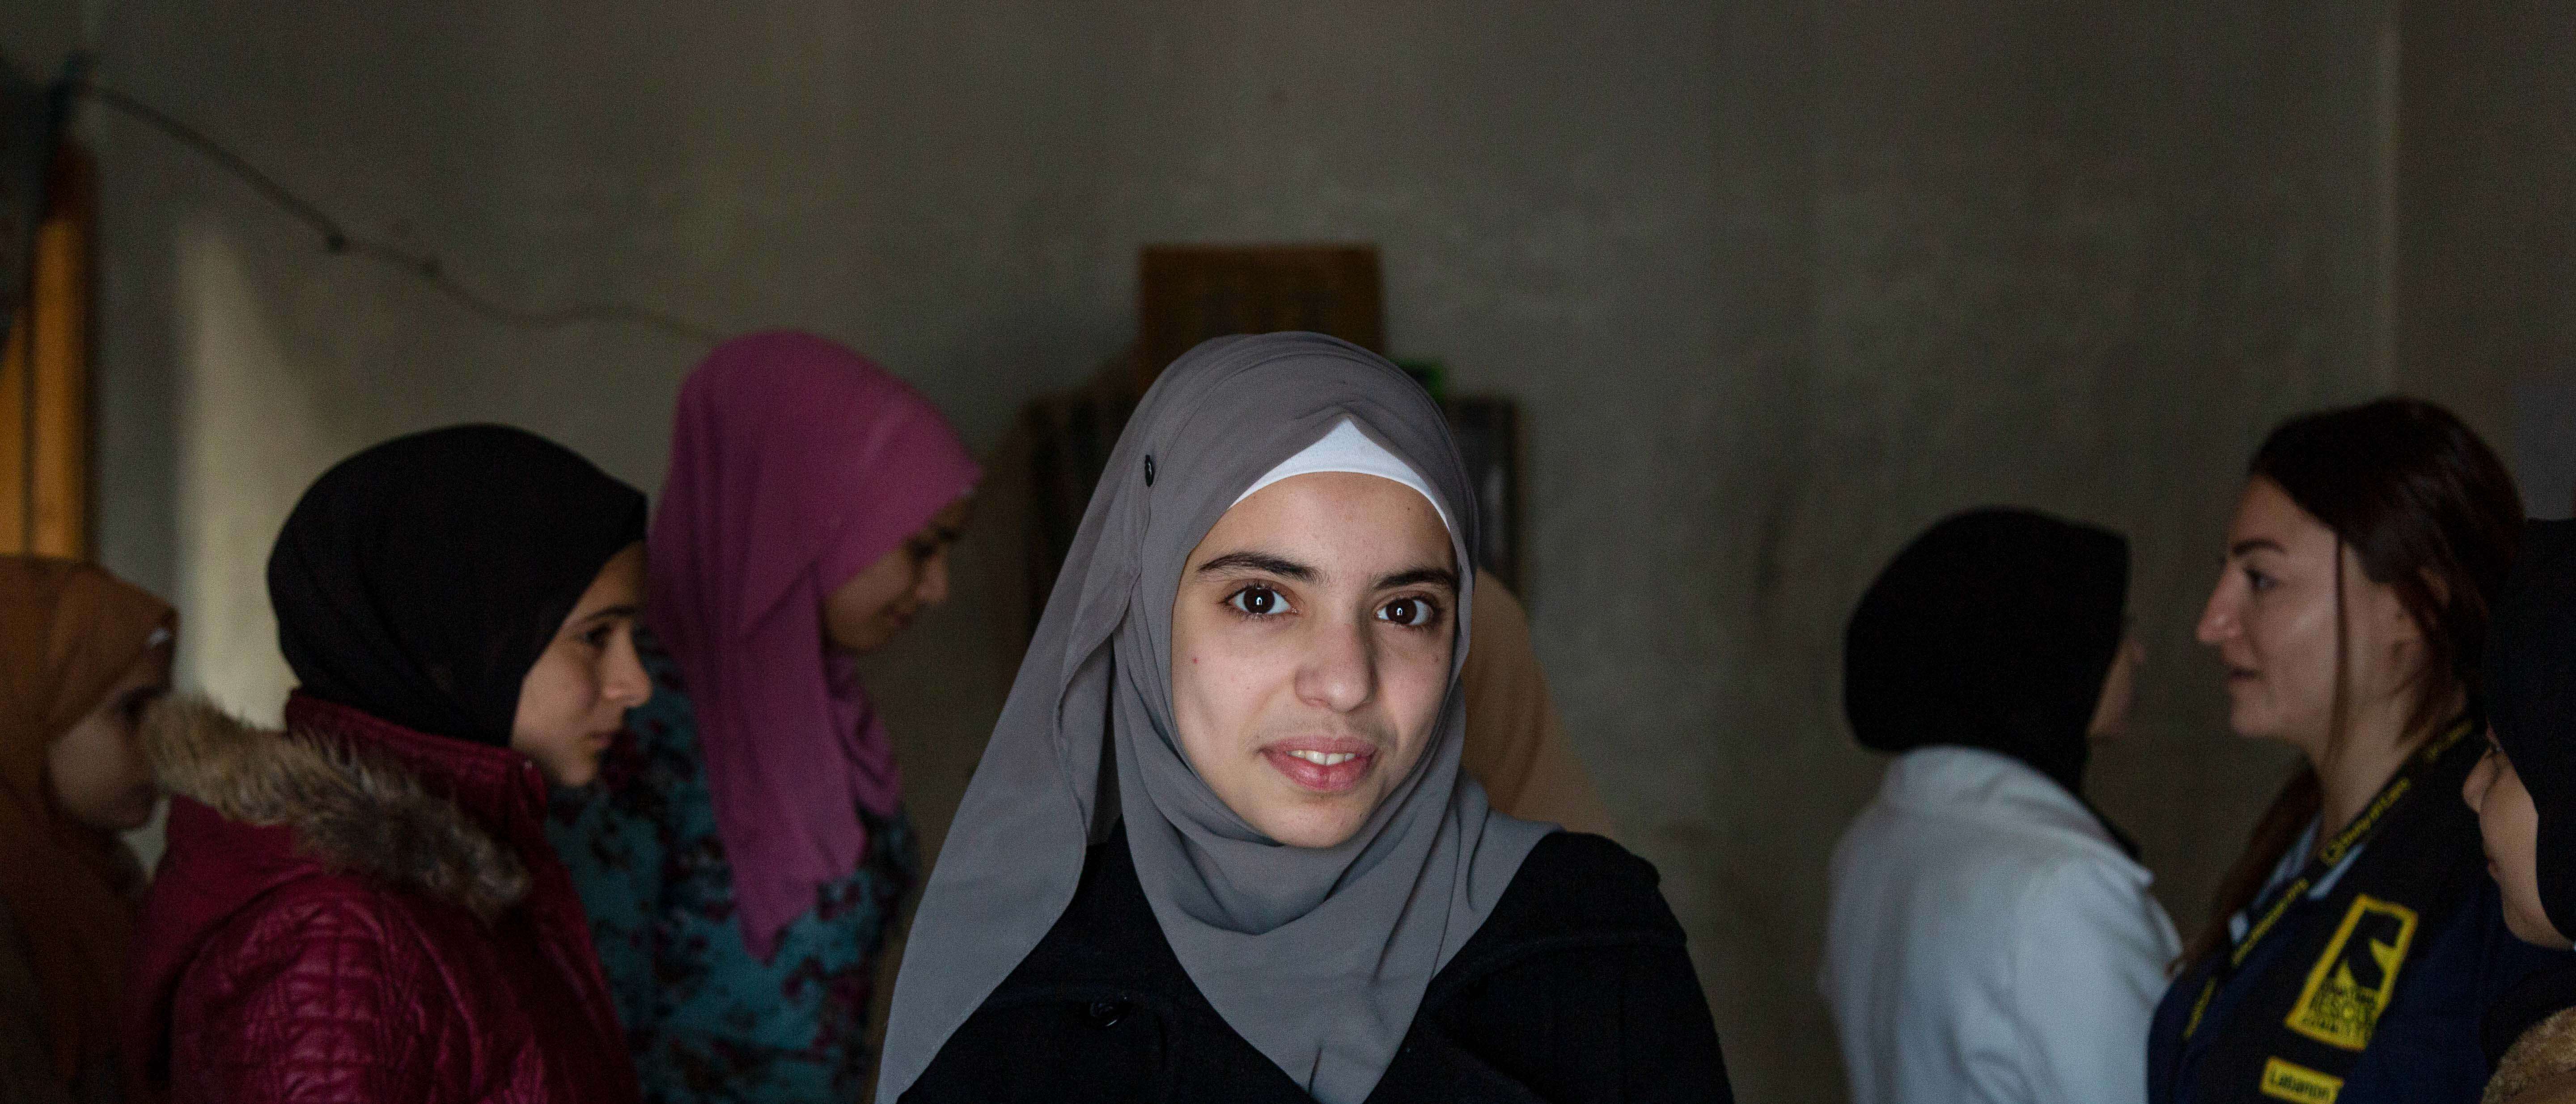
[1395,358,1447,401]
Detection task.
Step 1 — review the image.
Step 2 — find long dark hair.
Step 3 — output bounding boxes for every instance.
[2181,397,2522,968]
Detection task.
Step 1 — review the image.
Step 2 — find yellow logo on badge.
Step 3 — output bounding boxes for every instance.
[2261,1057,2343,1102]
[2286,895,2419,1051]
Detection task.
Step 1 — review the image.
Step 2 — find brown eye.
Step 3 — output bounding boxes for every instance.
[1378,597,1436,628]
[1227,586,1289,618]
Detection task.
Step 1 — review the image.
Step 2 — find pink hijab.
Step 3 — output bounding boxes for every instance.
[652,331,980,961]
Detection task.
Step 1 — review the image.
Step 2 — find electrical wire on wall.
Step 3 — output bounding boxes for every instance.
[74,76,723,348]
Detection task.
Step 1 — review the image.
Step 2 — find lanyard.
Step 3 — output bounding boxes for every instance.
[2180,719,2474,1040]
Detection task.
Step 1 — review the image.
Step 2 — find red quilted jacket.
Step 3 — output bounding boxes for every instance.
[123,693,639,1104]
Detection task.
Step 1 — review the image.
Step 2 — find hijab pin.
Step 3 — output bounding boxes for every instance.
[1144,456,1157,486]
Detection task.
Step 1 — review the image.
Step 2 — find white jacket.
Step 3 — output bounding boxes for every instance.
[1820,746,2179,1104]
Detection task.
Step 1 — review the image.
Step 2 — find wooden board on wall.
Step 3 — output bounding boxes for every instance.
[1136,244,1384,384]
[1,144,94,559]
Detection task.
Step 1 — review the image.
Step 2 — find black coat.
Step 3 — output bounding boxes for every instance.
[901,826,1732,1103]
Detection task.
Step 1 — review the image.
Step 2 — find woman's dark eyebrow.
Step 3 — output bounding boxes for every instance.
[573,603,644,627]
[1376,567,1459,592]
[2229,537,2287,557]
[1197,551,1315,581]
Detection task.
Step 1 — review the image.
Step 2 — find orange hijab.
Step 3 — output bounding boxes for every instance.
[0,557,172,1083]
[1457,570,1615,836]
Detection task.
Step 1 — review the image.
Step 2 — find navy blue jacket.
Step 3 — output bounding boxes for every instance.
[2150,882,2564,1104]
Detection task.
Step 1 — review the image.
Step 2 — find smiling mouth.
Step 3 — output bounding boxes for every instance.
[1262,740,1380,794]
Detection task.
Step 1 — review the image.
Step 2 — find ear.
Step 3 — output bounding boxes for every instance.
[2419,568,2452,609]
[2345,547,2427,645]
[2380,567,2454,646]
[2376,587,2427,645]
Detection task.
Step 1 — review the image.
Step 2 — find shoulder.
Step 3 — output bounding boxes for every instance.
[1944,844,2171,990]
[1831,821,2169,991]
[189,875,463,992]
[1444,832,1684,980]
[1025,829,1682,977]
[180,872,513,1030]
[1411,834,1734,1100]
[2008,847,2160,914]
[1995,855,2178,989]
[1505,831,1672,921]
[143,700,534,922]
[1842,792,2143,905]
[166,879,479,1102]
[167,876,482,1090]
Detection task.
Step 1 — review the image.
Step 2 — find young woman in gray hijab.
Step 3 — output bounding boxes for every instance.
[878,334,1730,1103]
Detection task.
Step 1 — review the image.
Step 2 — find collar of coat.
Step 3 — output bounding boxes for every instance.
[993,823,1682,1013]
[140,694,533,921]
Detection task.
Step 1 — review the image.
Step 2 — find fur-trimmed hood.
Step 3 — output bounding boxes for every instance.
[141,694,530,920]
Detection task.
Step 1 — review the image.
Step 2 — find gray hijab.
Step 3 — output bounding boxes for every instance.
[877,333,1553,1103]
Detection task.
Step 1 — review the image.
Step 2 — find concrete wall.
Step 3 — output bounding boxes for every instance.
[1723,3,2404,1087]
[8,1,2556,1098]
[2396,0,2576,514]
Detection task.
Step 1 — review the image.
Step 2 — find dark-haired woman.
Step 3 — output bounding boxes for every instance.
[2148,399,2563,1104]
[123,426,647,1103]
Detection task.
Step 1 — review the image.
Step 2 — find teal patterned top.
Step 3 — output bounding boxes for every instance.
[547,634,918,1102]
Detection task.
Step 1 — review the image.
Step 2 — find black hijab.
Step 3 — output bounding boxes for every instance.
[1845,507,2131,802]
[2484,517,2576,937]
[268,424,647,746]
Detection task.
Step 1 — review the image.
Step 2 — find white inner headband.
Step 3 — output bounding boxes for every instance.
[1232,418,1454,535]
